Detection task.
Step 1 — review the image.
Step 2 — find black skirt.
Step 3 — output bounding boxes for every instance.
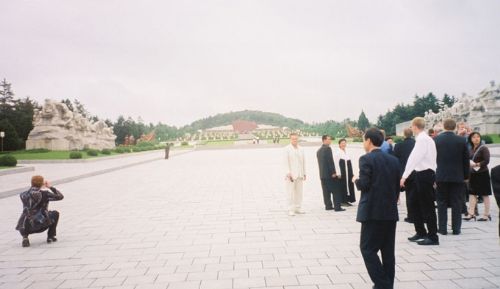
[469,170,492,196]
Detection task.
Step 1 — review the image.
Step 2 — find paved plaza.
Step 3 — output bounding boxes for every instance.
[0,146,499,289]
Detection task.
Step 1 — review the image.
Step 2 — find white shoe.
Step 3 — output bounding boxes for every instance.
[288,211,296,216]
[295,209,305,214]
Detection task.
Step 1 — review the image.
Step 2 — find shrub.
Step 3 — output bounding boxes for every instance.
[136,141,156,147]
[181,141,189,146]
[86,149,99,156]
[69,151,83,159]
[392,136,404,144]
[115,147,131,154]
[482,135,493,144]
[132,147,143,152]
[25,148,51,153]
[0,154,17,167]
[101,149,111,155]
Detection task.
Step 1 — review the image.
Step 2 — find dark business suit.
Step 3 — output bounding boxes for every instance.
[489,165,500,237]
[393,138,416,222]
[355,149,400,289]
[434,131,469,234]
[317,144,341,210]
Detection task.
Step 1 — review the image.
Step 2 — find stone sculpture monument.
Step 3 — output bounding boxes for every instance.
[26,99,116,150]
[423,81,500,134]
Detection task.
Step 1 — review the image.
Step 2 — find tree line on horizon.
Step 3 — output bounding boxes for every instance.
[1,78,456,150]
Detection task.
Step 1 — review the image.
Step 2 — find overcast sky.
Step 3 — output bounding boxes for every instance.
[1,0,500,126]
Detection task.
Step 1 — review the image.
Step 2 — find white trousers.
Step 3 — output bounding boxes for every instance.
[286,178,303,211]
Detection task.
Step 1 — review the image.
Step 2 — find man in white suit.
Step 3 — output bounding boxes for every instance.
[284,133,306,216]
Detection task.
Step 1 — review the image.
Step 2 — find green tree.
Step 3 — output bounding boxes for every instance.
[0,119,21,151]
[357,110,370,132]
[442,94,457,108]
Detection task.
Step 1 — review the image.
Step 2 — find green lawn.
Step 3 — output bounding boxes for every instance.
[0,166,13,170]
[485,134,500,144]
[0,150,120,160]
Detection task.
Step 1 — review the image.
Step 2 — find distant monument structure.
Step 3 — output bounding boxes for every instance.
[396,81,500,135]
[26,99,116,150]
[346,124,363,138]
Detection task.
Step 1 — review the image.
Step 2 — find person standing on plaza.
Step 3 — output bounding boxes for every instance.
[316,135,343,211]
[353,128,400,289]
[16,175,64,247]
[393,128,416,223]
[434,119,469,235]
[401,117,439,246]
[284,133,306,216]
[380,130,393,154]
[464,132,492,221]
[336,138,356,206]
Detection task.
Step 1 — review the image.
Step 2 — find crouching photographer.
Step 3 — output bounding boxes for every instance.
[15,175,64,247]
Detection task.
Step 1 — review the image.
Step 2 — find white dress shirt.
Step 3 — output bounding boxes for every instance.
[402,131,437,178]
[284,144,306,180]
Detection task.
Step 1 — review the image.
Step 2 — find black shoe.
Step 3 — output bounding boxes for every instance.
[325,207,334,211]
[438,230,447,235]
[47,237,58,243]
[334,208,346,212]
[417,238,439,245]
[452,231,460,235]
[22,238,30,247]
[342,202,353,207]
[404,218,414,223]
[408,234,426,242]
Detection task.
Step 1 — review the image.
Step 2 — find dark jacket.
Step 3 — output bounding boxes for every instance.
[316,144,337,179]
[355,149,400,222]
[470,145,490,173]
[16,186,64,232]
[434,131,470,183]
[393,137,415,177]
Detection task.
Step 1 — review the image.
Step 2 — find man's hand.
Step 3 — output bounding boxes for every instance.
[352,175,357,183]
[44,180,51,188]
[331,173,337,179]
[400,178,406,188]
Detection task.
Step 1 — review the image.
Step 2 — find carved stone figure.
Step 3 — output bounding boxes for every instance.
[422,81,500,134]
[26,99,116,150]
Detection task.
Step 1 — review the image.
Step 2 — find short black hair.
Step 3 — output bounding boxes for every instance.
[364,128,384,147]
[467,132,481,147]
[338,138,346,144]
[322,135,331,141]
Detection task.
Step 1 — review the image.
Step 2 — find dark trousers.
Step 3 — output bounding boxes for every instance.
[411,170,438,241]
[20,211,59,238]
[360,220,397,289]
[494,190,500,237]
[436,182,464,234]
[404,176,417,221]
[320,178,342,210]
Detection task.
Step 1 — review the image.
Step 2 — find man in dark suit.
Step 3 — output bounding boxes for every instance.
[317,135,344,211]
[353,128,400,289]
[434,119,469,235]
[393,128,416,223]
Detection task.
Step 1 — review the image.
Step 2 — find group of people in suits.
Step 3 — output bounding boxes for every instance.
[316,135,356,212]
[283,128,401,289]
[283,117,499,289]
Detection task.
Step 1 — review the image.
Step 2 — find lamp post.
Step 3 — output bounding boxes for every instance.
[0,131,4,152]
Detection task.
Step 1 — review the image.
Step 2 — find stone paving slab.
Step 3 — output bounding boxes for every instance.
[0,146,499,289]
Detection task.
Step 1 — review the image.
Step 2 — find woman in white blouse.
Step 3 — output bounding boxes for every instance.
[335,138,356,206]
